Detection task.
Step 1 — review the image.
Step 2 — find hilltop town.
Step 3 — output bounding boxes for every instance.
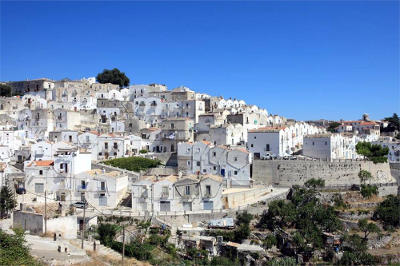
[0,71,399,265]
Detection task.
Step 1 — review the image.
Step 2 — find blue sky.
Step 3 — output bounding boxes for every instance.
[1,1,398,121]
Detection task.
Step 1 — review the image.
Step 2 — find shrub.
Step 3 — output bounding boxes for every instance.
[0,228,39,265]
[360,184,378,198]
[139,149,148,154]
[263,234,277,249]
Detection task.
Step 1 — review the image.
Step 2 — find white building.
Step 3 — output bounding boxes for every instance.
[74,169,129,208]
[303,133,361,161]
[373,137,400,163]
[247,123,324,158]
[178,141,252,186]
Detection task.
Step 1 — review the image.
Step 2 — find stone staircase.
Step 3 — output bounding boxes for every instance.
[70,239,122,262]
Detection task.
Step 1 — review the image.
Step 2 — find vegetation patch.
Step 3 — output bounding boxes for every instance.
[103,156,161,172]
[0,228,40,265]
[355,142,389,164]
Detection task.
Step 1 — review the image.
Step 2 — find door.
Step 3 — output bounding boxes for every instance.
[160,201,171,212]
[203,201,213,210]
[220,169,225,177]
[99,194,107,206]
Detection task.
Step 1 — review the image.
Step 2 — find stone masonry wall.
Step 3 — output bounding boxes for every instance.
[253,160,397,192]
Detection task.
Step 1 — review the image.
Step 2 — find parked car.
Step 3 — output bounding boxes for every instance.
[16,187,26,195]
[261,153,277,160]
[72,201,88,209]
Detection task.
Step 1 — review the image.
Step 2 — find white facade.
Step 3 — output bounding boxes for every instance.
[178,141,252,186]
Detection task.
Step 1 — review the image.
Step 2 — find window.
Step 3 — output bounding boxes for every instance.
[202,169,206,173]
[266,144,270,151]
[171,123,174,129]
[101,181,106,191]
[213,166,217,170]
[35,183,44,193]
[234,157,238,162]
[325,141,328,145]
[114,152,117,156]
[185,186,191,195]
[187,161,191,166]
[234,170,238,175]
[206,185,211,195]
[213,152,216,157]
[39,170,43,175]
[196,161,200,166]
[312,142,315,146]
[254,136,256,139]
[251,144,254,147]
[162,186,169,197]
[113,142,118,149]
[105,142,108,149]
[98,152,102,156]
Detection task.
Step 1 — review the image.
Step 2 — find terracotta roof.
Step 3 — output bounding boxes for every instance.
[89,130,100,136]
[359,122,377,126]
[146,127,160,131]
[27,160,54,167]
[234,147,249,154]
[201,140,211,145]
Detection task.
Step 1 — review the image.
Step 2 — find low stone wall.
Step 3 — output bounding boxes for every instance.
[13,211,44,235]
[253,159,398,196]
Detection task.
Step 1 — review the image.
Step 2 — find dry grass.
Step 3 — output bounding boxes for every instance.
[78,250,151,266]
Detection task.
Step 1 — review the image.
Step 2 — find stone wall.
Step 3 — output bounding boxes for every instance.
[13,211,44,235]
[253,159,397,195]
[390,163,400,183]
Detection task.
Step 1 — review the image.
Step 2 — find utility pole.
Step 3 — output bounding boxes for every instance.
[122,225,125,265]
[44,190,47,234]
[81,197,86,249]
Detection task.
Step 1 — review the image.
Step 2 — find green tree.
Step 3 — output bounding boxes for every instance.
[304,178,325,189]
[374,195,400,228]
[382,113,400,132]
[358,170,372,184]
[358,219,381,240]
[339,234,379,265]
[356,142,389,164]
[0,186,16,218]
[235,211,253,225]
[327,122,341,133]
[96,68,130,87]
[97,223,120,246]
[0,84,12,97]
[0,228,39,265]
